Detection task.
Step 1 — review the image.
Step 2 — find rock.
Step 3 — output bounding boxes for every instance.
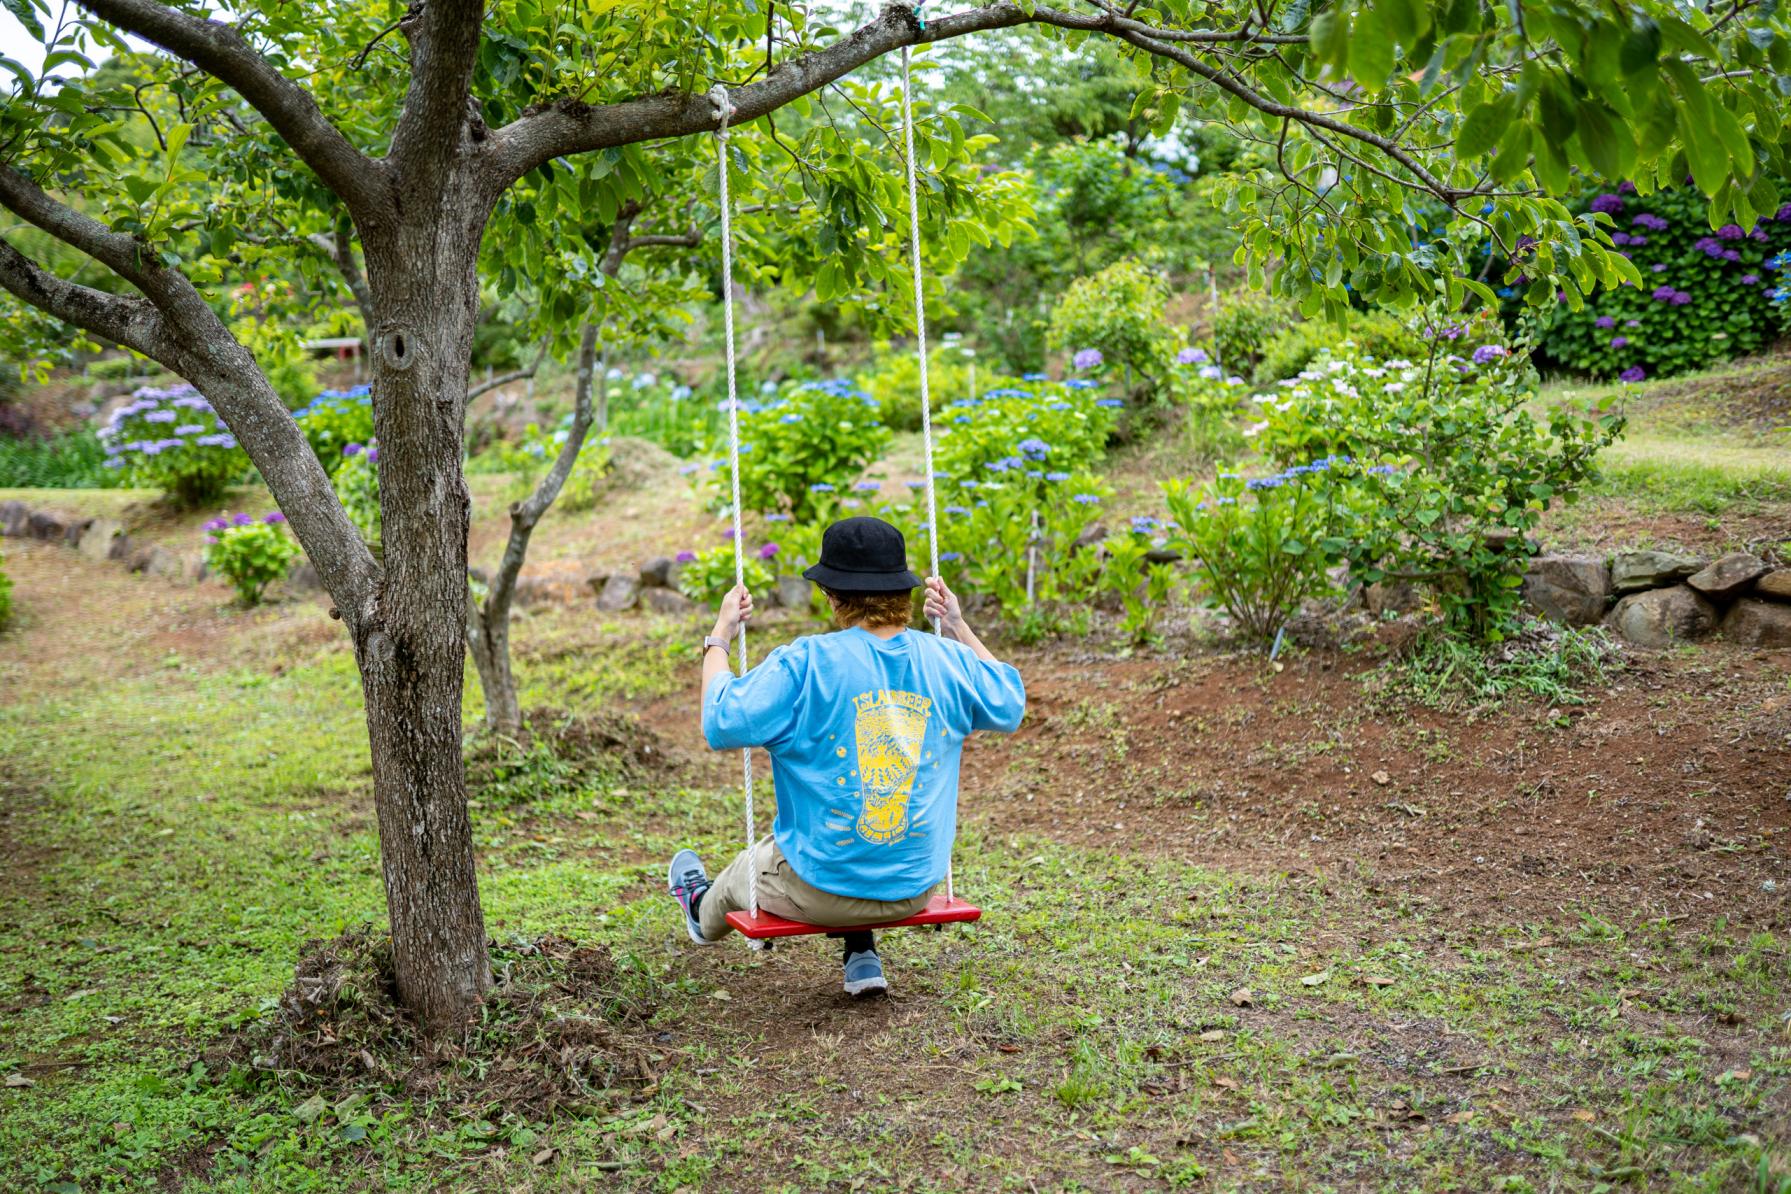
[1144,548,1184,566]
[1072,523,1109,551]
[1721,599,1791,648]
[1754,570,1791,603]
[1611,549,1705,594]
[142,546,184,580]
[774,574,813,612]
[595,573,640,612]
[639,587,697,616]
[182,553,208,583]
[76,518,125,563]
[1522,553,1611,626]
[512,575,581,606]
[0,501,27,537]
[1364,580,1424,616]
[639,556,675,588]
[286,562,323,592]
[1686,552,1768,602]
[27,510,71,542]
[1606,584,1718,647]
[63,517,93,547]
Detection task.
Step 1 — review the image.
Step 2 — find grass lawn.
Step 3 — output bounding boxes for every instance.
[2,533,1789,1191]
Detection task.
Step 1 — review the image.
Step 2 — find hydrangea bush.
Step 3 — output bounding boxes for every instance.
[204,512,300,606]
[1245,326,1623,640]
[933,379,1120,486]
[1536,186,1791,380]
[99,383,249,507]
[702,380,892,522]
[331,441,381,547]
[676,541,775,606]
[1163,467,1343,643]
[294,386,375,475]
[1045,258,1176,395]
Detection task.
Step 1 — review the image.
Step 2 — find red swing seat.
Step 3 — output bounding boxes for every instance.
[725,894,982,940]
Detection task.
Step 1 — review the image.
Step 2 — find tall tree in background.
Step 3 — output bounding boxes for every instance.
[0,0,1782,1029]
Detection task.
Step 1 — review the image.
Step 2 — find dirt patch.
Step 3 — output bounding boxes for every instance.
[954,639,1791,928]
[211,928,662,1121]
[466,706,680,809]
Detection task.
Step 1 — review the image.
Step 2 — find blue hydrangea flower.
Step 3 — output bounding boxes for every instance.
[809,482,836,493]
[1072,347,1104,370]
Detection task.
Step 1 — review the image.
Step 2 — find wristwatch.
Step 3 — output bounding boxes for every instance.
[702,634,731,656]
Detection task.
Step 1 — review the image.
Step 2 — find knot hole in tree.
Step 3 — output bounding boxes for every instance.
[378,326,416,372]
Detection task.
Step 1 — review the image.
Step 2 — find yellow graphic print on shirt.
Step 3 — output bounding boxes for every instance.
[851,688,933,845]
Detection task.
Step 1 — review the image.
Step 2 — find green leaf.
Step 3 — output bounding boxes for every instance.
[1348,6,1395,92]
[1619,18,1661,75]
[1454,96,1512,162]
[1709,101,1753,177]
[1488,121,1532,184]
[1574,103,1633,181]
[2,0,43,41]
[1310,4,1350,70]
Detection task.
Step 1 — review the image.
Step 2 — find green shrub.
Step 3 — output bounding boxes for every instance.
[294,387,374,475]
[677,543,774,606]
[934,380,1119,483]
[204,513,301,605]
[86,355,149,382]
[1046,259,1174,393]
[703,380,892,522]
[1534,185,1791,381]
[331,443,380,546]
[1253,309,1426,383]
[1209,290,1292,376]
[1097,524,1180,645]
[1163,469,1340,644]
[99,383,250,507]
[1164,349,1249,464]
[0,429,126,489]
[606,371,718,459]
[0,547,12,631]
[231,314,318,407]
[1251,325,1624,640]
[854,347,973,432]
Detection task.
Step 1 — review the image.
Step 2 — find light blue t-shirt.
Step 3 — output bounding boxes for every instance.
[703,627,1026,901]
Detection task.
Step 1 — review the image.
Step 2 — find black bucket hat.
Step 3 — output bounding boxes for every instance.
[801,516,923,593]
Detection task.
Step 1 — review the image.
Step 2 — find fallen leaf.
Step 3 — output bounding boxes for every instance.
[1300,970,1331,987]
[1229,987,1254,1008]
[293,1094,328,1123]
[1199,1030,1226,1043]
[1718,1069,1753,1083]
[1371,770,1391,786]
[1571,1109,1596,1122]
[532,1147,555,1166]
[4,1073,34,1088]
[1507,936,1557,953]
[63,988,98,1001]
[996,1043,1022,1054]
[1221,1148,1240,1166]
[708,989,731,1001]
[1212,1076,1241,1091]
[1446,1111,1475,1125]
[1364,975,1396,987]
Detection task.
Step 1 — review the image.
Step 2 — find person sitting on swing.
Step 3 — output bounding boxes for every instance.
[666,515,1026,997]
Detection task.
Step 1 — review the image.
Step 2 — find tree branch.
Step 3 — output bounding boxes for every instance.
[73,0,388,219]
[465,337,550,402]
[487,1,1469,205]
[0,237,167,354]
[389,0,487,189]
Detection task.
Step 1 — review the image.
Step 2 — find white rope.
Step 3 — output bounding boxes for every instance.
[710,84,758,921]
[899,42,953,904]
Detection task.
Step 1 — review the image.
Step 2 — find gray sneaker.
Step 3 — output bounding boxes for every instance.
[843,948,888,998]
[667,849,717,946]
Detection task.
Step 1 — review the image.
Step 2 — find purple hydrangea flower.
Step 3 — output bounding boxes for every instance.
[343,442,363,457]
[675,550,697,563]
[1594,316,1615,329]
[1590,193,1624,214]
[1177,346,1210,365]
[1742,273,1760,285]
[204,517,228,532]
[264,512,286,525]
[1670,290,1692,306]
[1717,223,1745,240]
[232,512,255,526]
[1619,366,1646,383]
[144,410,176,424]
[1611,336,1629,349]
[1650,285,1676,302]
[757,542,779,560]
[1072,348,1103,370]
[1471,345,1508,364]
[1651,263,1668,273]
[1632,213,1669,232]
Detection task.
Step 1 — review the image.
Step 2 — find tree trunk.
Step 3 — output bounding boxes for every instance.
[467,602,522,736]
[352,168,494,1032]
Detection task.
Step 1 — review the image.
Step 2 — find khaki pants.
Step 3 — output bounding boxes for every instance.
[698,835,935,942]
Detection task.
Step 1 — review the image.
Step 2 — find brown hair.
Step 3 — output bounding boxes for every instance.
[822,587,914,630]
